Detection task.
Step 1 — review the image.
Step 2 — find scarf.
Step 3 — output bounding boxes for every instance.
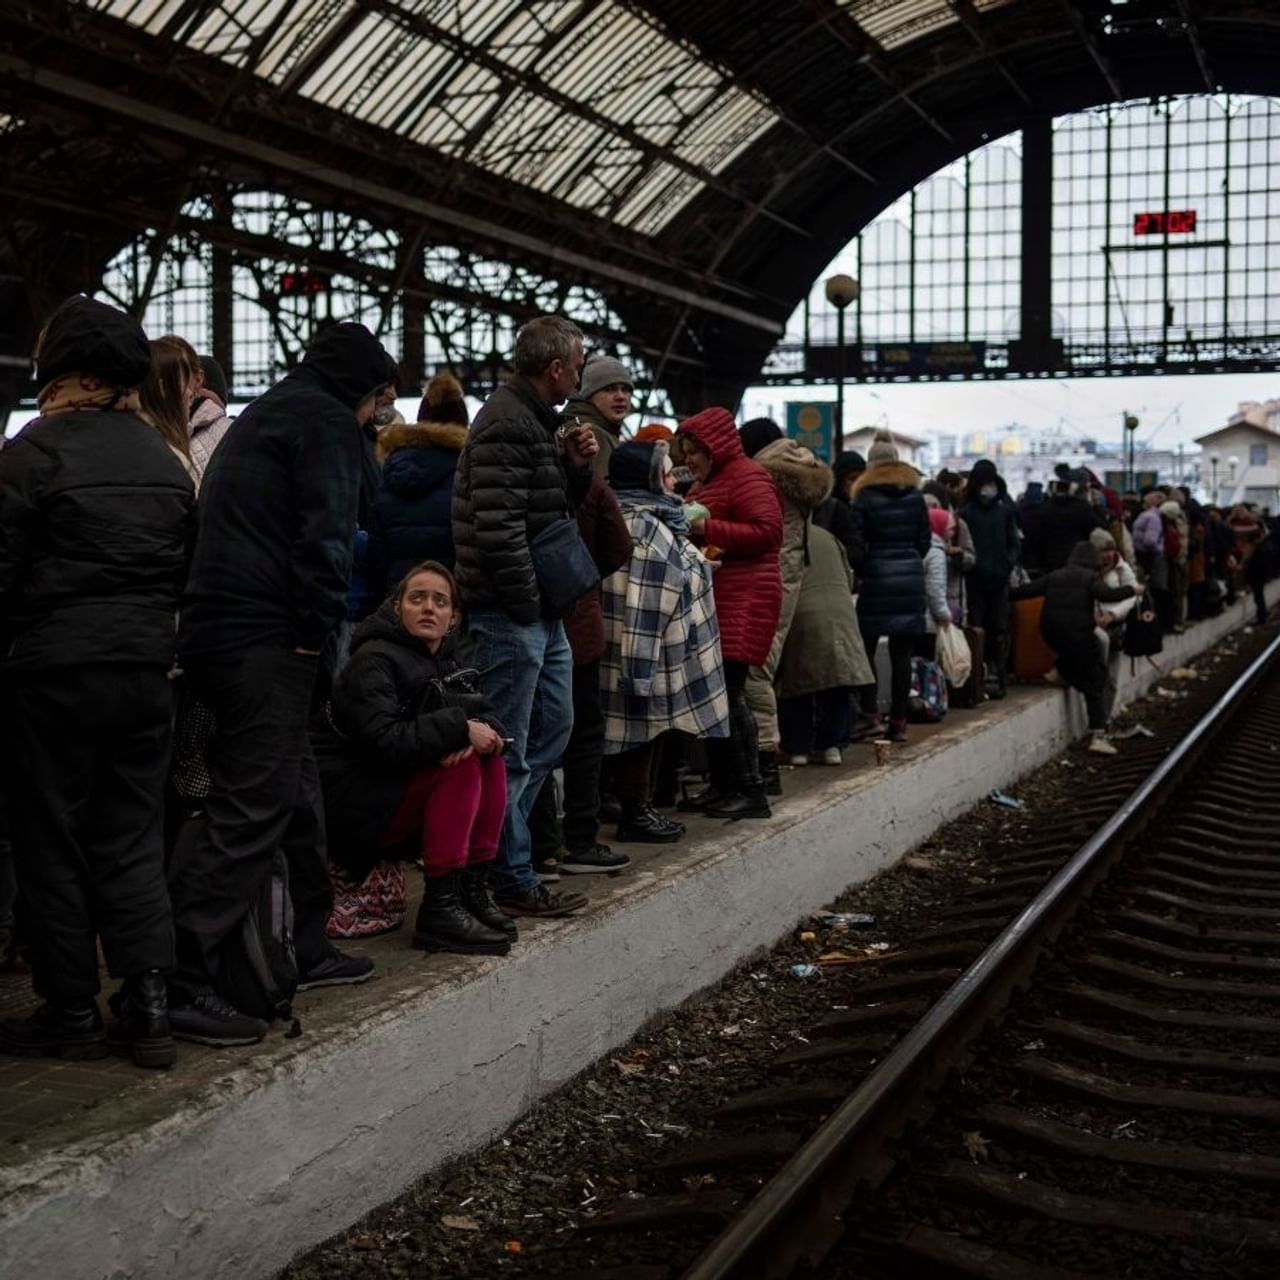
[37,372,142,417]
[617,490,690,538]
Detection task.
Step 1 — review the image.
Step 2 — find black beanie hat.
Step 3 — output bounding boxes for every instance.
[36,295,151,390]
[609,440,661,493]
[833,449,866,484]
[199,354,229,404]
[739,417,783,458]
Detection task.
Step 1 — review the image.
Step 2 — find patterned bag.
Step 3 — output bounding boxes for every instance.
[326,861,407,939]
[907,657,949,723]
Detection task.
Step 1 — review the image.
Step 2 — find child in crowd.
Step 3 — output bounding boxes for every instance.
[316,562,514,956]
[1011,540,1135,754]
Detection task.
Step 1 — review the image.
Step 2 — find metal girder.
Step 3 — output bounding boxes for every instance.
[947,0,1033,106]
[1,171,705,369]
[340,0,810,239]
[1175,0,1217,94]
[1054,0,1123,99]
[0,49,782,337]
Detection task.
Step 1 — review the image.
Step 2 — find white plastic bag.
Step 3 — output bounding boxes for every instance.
[937,622,972,688]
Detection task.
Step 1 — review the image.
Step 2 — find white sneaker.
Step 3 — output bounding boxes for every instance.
[788,754,809,767]
[1088,733,1118,755]
[815,747,843,766]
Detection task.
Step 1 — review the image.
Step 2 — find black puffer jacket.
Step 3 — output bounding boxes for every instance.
[314,602,504,876]
[451,377,590,623]
[365,419,466,601]
[1028,495,1103,575]
[1011,541,1135,653]
[0,298,195,672]
[850,460,931,636]
[180,323,397,657]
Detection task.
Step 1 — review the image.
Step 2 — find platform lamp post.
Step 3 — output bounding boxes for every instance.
[826,273,860,458]
[1123,411,1140,493]
[1227,455,1239,507]
[1208,451,1220,506]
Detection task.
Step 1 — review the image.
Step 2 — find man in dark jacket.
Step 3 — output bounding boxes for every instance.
[169,321,397,1044]
[1026,473,1104,574]
[452,315,599,916]
[0,296,195,1066]
[961,458,1020,698]
[1012,541,1135,753]
[562,353,634,478]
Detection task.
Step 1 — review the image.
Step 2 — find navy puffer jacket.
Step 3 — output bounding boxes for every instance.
[850,460,930,636]
[366,419,466,603]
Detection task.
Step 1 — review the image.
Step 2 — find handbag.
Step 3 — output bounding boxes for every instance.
[529,516,600,618]
[1122,589,1164,657]
[936,622,972,688]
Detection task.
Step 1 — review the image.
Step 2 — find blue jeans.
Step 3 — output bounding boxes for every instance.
[466,610,574,896]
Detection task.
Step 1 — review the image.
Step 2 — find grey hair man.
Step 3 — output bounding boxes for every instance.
[451,315,601,919]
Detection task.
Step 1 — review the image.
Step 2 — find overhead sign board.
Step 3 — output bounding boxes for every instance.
[785,401,834,462]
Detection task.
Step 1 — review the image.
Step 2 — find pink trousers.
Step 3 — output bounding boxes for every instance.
[380,752,508,874]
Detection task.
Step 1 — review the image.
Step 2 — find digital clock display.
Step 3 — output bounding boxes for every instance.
[1133,210,1197,235]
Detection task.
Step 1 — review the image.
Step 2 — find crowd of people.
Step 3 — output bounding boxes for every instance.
[0,298,1274,1068]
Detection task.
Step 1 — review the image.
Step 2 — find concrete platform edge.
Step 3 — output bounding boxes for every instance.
[0,589,1271,1280]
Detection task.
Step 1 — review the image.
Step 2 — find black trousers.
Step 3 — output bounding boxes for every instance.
[169,647,332,991]
[8,666,174,1002]
[707,659,761,793]
[966,582,1009,688]
[858,633,914,722]
[559,660,604,853]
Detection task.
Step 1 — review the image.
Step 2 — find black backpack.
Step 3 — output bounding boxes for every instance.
[217,845,299,1024]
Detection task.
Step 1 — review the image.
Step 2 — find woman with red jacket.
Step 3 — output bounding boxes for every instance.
[675,407,784,819]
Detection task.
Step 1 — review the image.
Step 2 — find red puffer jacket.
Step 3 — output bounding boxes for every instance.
[678,407,783,665]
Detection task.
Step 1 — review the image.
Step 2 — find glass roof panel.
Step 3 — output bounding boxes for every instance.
[838,0,958,50]
[74,0,786,235]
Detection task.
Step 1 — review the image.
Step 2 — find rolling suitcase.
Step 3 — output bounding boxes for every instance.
[1011,596,1056,679]
[954,624,986,708]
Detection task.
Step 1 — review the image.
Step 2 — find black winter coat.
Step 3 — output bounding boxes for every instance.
[315,604,504,876]
[813,494,862,568]
[850,461,931,636]
[0,410,195,671]
[1011,542,1135,655]
[366,419,467,602]
[451,377,590,623]
[180,323,396,657]
[962,496,1021,590]
[1026,496,1103,575]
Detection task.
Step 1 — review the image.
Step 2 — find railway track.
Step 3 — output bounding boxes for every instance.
[671,631,1280,1280]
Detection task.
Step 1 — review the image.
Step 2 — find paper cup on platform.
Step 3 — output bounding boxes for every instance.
[873,739,892,766]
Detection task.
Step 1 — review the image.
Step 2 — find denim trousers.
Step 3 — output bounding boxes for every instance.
[466,610,574,896]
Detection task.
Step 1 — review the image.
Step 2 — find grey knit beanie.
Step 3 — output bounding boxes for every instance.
[579,354,633,400]
[866,429,899,465]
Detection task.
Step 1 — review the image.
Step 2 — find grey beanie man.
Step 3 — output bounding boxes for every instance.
[578,354,633,401]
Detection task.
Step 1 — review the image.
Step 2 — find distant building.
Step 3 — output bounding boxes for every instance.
[1194,401,1280,509]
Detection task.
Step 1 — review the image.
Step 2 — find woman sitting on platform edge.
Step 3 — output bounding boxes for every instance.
[314,562,514,956]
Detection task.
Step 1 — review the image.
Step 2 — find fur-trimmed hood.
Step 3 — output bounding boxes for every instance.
[376,419,468,464]
[754,437,833,514]
[851,458,921,495]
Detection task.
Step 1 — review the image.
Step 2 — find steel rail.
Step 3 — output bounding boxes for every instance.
[683,628,1280,1280]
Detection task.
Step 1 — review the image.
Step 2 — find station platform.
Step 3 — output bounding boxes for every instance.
[1,586,1274,1280]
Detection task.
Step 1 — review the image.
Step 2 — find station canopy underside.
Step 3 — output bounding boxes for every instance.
[3,1,1280,404]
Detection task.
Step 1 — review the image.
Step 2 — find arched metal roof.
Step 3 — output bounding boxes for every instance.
[2,1,1279,406]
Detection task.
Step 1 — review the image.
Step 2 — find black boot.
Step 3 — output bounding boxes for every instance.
[758,749,783,797]
[0,1001,109,1061]
[704,685,772,820]
[616,801,684,843]
[676,782,730,812]
[108,970,176,1069]
[414,871,511,955]
[704,790,771,819]
[461,865,517,940]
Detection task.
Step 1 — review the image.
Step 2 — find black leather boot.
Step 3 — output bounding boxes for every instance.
[616,801,684,843]
[108,970,176,1069]
[705,696,772,819]
[415,871,511,955]
[461,865,517,939]
[758,749,783,797]
[0,1001,109,1061]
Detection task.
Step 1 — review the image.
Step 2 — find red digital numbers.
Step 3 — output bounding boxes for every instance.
[1133,210,1197,235]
